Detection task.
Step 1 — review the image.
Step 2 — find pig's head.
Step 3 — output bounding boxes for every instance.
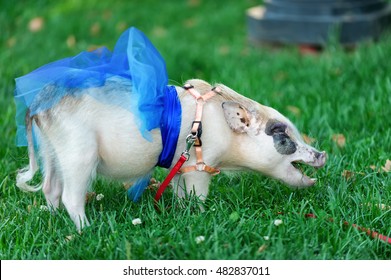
[218,84,326,188]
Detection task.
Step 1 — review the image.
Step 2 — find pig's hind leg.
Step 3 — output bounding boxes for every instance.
[41,139,63,211]
[52,128,99,230]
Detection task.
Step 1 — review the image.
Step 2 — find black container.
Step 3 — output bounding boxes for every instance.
[247,0,391,45]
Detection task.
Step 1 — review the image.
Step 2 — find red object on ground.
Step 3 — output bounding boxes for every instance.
[277,212,391,245]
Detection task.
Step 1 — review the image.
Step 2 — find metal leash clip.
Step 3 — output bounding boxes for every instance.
[182,134,197,160]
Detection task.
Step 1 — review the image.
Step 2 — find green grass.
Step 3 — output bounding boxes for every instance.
[1,0,391,260]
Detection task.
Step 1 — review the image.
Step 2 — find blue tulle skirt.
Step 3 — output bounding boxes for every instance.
[14,27,182,202]
[15,27,169,145]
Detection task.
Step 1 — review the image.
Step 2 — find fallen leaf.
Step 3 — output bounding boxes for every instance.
[369,159,391,173]
[184,18,198,28]
[65,235,75,242]
[90,22,101,36]
[342,170,364,180]
[218,45,230,55]
[116,21,127,32]
[302,134,316,145]
[66,35,76,48]
[381,159,391,172]
[7,37,16,48]
[87,45,102,52]
[29,17,44,32]
[342,170,354,180]
[287,105,301,116]
[124,178,160,191]
[257,244,268,253]
[152,26,167,38]
[273,71,287,81]
[123,182,132,190]
[332,134,346,148]
[147,178,160,190]
[331,68,342,76]
[241,47,250,57]
[103,10,112,20]
[362,203,391,210]
[188,0,201,7]
[85,192,96,203]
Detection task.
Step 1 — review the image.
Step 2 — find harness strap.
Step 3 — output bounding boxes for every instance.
[178,146,221,175]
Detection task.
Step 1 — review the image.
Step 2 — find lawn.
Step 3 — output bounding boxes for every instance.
[0,0,390,260]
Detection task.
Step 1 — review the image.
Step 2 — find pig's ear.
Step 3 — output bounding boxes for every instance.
[222,101,252,133]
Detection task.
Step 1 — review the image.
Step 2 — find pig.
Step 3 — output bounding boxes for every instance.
[16,78,326,230]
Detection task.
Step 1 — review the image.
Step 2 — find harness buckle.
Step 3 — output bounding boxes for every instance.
[191,121,202,137]
[191,121,202,147]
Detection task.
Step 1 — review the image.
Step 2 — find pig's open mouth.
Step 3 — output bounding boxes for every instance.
[290,159,324,185]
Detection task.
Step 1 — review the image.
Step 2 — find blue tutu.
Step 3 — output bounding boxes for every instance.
[15,27,171,144]
[14,27,182,202]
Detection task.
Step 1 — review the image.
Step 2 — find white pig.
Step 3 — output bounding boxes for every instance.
[16,78,326,230]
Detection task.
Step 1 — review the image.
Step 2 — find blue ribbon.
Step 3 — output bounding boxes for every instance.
[157,85,182,168]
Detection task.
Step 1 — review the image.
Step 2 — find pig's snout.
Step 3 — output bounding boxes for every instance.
[314,151,327,168]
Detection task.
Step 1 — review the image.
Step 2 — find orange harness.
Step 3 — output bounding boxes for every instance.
[179,84,221,175]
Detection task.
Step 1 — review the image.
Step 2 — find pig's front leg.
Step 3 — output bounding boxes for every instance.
[174,172,211,201]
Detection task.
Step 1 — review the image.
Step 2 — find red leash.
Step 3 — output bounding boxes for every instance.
[154,154,187,204]
[154,134,196,210]
[345,221,391,244]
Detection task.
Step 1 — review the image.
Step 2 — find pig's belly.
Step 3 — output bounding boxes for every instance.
[87,98,163,180]
[96,128,163,180]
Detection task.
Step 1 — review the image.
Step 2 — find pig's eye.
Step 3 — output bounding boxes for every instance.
[266,120,287,135]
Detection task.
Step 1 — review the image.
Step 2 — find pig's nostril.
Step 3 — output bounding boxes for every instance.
[315,151,326,160]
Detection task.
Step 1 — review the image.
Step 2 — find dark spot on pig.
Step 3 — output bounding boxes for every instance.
[265,119,296,155]
[273,133,297,155]
[240,117,249,127]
